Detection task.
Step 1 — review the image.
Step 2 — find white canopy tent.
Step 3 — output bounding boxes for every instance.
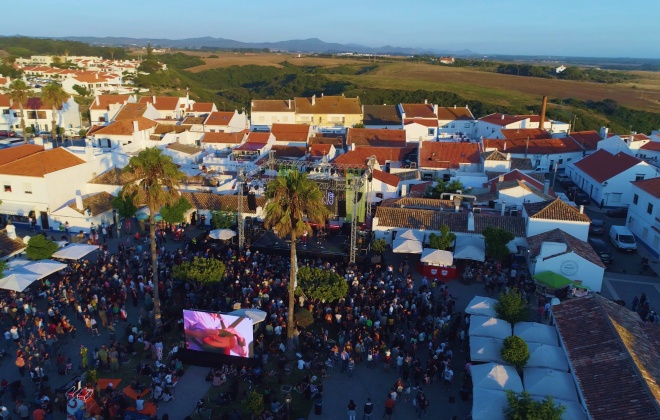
[13,260,68,280]
[52,244,99,260]
[526,343,570,372]
[229,308,267,324]
[208,229,236,240]
[470,336,507,364]
[0,272,41,292]
[469,315,512,340]
[465,296,499,318]
[454,236,486,262]
[392,238,423,254]
[471,387,508,420]
[523,368,580,402]
[471,363,523,393]
[398,229,424,241]
[420,248,453,266]
[513,322,559,346]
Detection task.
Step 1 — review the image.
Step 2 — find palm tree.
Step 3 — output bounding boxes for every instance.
[121,147,186,331]
[264,170,329,344]
[41,83,69,144]
[6,79,32,143]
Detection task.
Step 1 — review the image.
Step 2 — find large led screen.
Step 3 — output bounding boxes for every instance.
[183,310,254,358]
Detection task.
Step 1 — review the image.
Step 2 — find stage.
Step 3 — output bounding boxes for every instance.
[250,231,349,259]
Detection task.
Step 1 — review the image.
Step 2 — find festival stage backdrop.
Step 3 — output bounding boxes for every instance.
[183,310,254,358]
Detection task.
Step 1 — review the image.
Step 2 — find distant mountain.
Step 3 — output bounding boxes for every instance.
[54,35,476,56]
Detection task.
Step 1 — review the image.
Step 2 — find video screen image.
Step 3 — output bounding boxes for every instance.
[183,310,254,358]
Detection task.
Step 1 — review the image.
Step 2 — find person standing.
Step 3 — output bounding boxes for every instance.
[348,358,355,379]
[347,399,357,420]
[382,394,395,420]
[443,364,454,391]
[363,398,374,419]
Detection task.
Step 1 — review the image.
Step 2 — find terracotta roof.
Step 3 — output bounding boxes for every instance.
[138,96,181,111]
[93,117,157,136]
[483,137,583,155]
[72,72,111,83]
[251,100,293,113]
[482,151,534,171]
[640,141,660,152]
[488,169,545,191]
[478,113,527,126]
[166,143,202,155]
[190,102,215,112]
[0,229,26,258]
[182,116,205,125]
[631,177,660,199]
[0,144,43,166]
[235,142,267,152]
[0,148,85,177]
[89,94,131,110]
[0,94,10,107]
[401,104,436,119]
[372,169,400,187]
[570,130,602,151]
[295,96,361,115]
[482,150,509,161]
[404,118,438,128]
[153,124,188,135]
[408,182,432,198]
[510,157,533,171]
[346,128,406,147]
[333,146,415,167]
[523,198,590,222]
[553,294,660,420]
[113,103,150,120]
[246,132,271,143]
[271,145,307,158]
[362,105,402,126]
[500,128,551,140]
[204,112,235,126]
[88,167,135,185]
[527,228,604,268]
[573,149,643,183]
[179,192,265,213]
[201,131,246,144]
[309,144,332,157]
[68,192,114,216]
[436,106,473,121]
[10,97,62,111]
[380,197,454,211]
[419,142,481,169]
[308,134,344,147]
[270,124,310,142]
[375,207,526,237]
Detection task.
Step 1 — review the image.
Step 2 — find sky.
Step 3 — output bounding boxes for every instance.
[3,0,659,58]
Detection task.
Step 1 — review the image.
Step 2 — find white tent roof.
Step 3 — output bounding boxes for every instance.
[0,271,40,292]
[392,238,423,254]
[398,229,424,241]
[470,336,507,364]
[17,260,68,279]
[471,387,508,420]
[526,343,570,372]
[532,397,588,420]
[454,235,486,261]
[208,229,236,240]
[469,315,512,340]
[420,248,453,266]
[471,362,523,393]
[513,322,559,346]
[465,296,499,318]
[523,368,579,402]
[229,308,267,324]
[52,244,98,260]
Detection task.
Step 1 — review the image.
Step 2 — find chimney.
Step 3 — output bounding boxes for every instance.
[311,95,316,106]
[5,224,16,239]
[95,96,100,106]
[543,180,550,195]
[152,95,156,104]
[288,99,292,109]
[133,120,139,133]
[467,212,475,231]
[579,205,584,214]
[599,126,609,139]
[95,73,98,80]
[424,99,428,105]
[506,153,511,161]
[539,95,548,129]
[75,191,84,211]
[501,201,506,216]
[453,105,456,109]
[498,174,504,183]
[433,104,438,116]
[453,196,461,213]
[503,141,507,151]
[501,114,505,120]
[43,141,53,150]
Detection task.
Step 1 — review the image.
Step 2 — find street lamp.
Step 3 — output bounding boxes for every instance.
[285,393,292,417]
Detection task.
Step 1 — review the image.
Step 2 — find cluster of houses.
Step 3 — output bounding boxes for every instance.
[0,90,659,291]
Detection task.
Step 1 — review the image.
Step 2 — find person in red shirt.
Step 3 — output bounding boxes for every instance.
[32,406,46,420]
[383,394,395,419]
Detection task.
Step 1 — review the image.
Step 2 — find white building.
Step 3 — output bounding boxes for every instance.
[362,105,402,130]
[487,170,554,208]
[61,72,123,95]
[138,95,191,120]
[628,178,660,257]
[250,99,296,128]
[204,111,248,133]
[482,136,585,173]
[89,94,137,126]
[523,198,590,241]
[88,117,158,150]
[0,95,80,134]
[436,106,475,136]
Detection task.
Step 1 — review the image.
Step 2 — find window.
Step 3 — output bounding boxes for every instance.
[3,185,11,192]
[633,194,639,205]
[24,183,32,194]
[610,193,622,203]
[635,174,645,181]
[464,123,470,128]
[427,128,435,136]
[648,203,654,215]
[2,109,8,115]
[567,158,572,162]
[642,227,649,240]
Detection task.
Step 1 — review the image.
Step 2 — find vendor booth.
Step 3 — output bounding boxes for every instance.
[392,238,423,254]
[420,248,456,280]
[454,236,486,262]
[465,296,499,318]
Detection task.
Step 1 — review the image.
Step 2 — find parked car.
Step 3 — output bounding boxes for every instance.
[556,173,570,183]
[559,179,575,189]
[609,225,637,252]
[0,130,16,138]
[589,219,605,236]
[589,238,614,264]
[606,207,628,218]
[573,192,591,205]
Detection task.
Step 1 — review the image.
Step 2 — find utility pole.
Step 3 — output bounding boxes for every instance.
[237,168,246,248]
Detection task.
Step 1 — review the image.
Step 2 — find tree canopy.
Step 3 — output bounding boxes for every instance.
[482,227,514,260]
[41,82,69,141]
[6,79,32,143]
[296,266,348,303]
[505,390,566,420]
[501,335,530,369]
[111,193,139,219]
[171,257,226,290]
[425,179,464,199]
[428,225,455,250]
[160,197,192,224]
[26,235,59,260]
[495,288,530,324]
[210,210,236,229]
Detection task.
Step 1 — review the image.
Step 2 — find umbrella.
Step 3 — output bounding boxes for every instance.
[136,212,149,221]
[420,248,454,265]
[398,229,424,241]
[471,363,523,392]
[20,260,68,280]
[534,271,573,289]
[392,239,423,254]
[52,244,99,260]
[208,229,236,240]
[465,296,499,317]
[153,214,163,222]
[0,271,40,292]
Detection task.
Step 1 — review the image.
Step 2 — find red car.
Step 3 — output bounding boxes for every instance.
[0,130,16,137]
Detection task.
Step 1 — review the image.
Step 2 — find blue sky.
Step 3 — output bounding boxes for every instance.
[4,0,659,58]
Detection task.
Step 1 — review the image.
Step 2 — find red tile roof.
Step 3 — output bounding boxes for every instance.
[631,177,660,199]
[235,142,267,152]
[90,94,131,110]
[180,192,265,213]
[204,112,235,126]
[372,169,400,187]
[0,144,43,166]
[10,97,63,111]
[419,142,481,169]
[113,103,150,120]
[401,104,436,119]
[380,197,454,210]
[640,141,660,152]
[138,96,181,111]
[0,148,85,177]
[309,144,332,157]
[246,132,271,143]
[478,113,527,126]
[166,143,202,155]
[294,96,361,115]
[93,117,157,136]
[201,131,246,144]
[251,100,293,113]
[271,145,307,158]
[483,137,583,155]
[523,198,590,222]
[0,94,10,107]
[553,294,660,420]
[362,105,402,126]
[527,228,603,267]
[499,128,551,140]
[488,169,545,191]
[346,128,406,147]
[569,130,602,151]
[189,102,215,112]
[403,118,439,128]
[270,124,310,142]
[436,106,474,121]
[333,146,415,167]
[573,149,643,183]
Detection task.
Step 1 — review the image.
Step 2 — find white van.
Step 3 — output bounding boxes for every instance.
[609,225,637,252]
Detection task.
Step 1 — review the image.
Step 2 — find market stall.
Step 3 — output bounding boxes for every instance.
[392,238,423,254]
[420,248,456,280]
[454,236,485,262]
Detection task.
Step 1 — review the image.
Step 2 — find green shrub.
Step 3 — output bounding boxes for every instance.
[295,308,315,329]
[495,288,530,324]
[501,336,530,369]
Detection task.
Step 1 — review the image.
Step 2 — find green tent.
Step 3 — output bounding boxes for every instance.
[533,271,573,289]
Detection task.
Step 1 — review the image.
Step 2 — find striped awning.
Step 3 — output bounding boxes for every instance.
[0,202,34,216]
